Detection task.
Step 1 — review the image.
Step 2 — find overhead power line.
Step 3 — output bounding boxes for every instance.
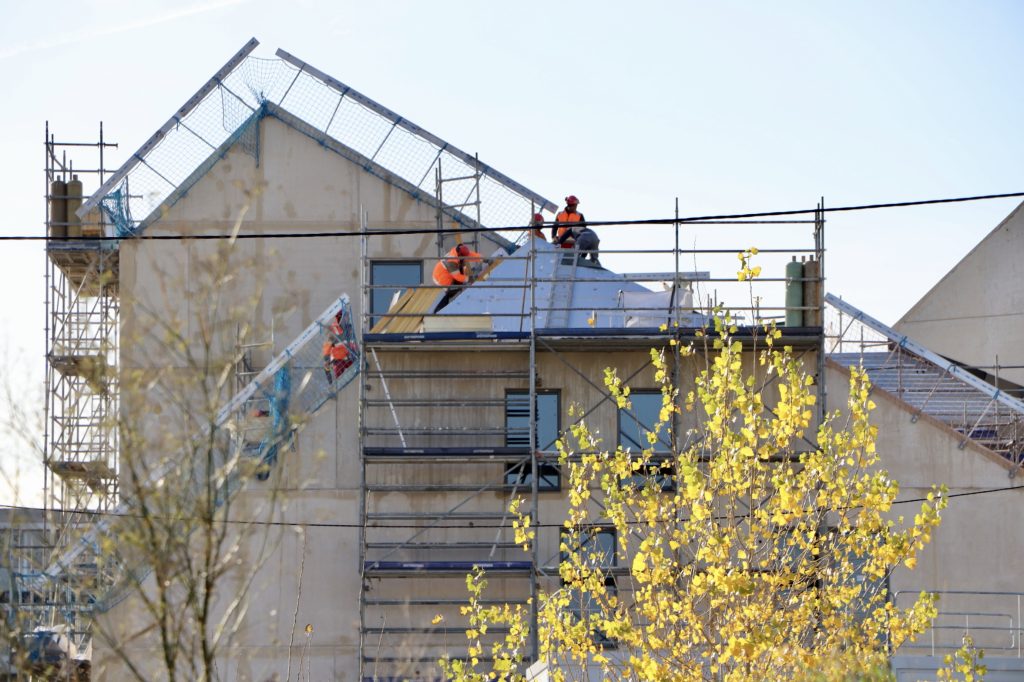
[1,483,1020,531]
[2,190,1023,242]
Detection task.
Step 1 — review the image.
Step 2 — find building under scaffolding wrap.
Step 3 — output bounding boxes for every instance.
[16,37,1024,681]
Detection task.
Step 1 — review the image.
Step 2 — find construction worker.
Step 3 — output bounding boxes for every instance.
[432,243,482,312]
[322,311,355,383]
[556,223,601,267]
[552,195,586,248]
[530,213,546,239]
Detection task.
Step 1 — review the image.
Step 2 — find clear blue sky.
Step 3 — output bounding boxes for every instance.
[1,0,1022,502]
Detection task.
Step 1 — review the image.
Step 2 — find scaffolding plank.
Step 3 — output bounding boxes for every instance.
[363,446,529,458]
[364,560,532,573]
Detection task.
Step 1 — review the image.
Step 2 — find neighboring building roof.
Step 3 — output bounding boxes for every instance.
[894,199,1024,384]
[897,199,1024,327]
[79,38,556,243]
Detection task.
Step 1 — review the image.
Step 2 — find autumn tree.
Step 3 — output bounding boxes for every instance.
[441,295,951,680]
[88,228,288,682]
[14,210,313,682]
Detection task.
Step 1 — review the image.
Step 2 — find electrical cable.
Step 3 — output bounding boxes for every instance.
[2,190,1023,242]
[1,482,1020,530]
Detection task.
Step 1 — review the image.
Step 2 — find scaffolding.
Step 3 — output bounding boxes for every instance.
[33,122,121,658]
[356,210,827,680]
[825,294,1024,465]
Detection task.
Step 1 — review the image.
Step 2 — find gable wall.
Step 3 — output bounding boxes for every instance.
[101,114,446,679]
[826,362,1024,657]
[895,201,1024,385]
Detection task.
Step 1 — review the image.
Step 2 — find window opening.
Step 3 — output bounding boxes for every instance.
[560,526,618,646]
[370,261,422,327]
[505,390,560,491]
[617,390,672,453]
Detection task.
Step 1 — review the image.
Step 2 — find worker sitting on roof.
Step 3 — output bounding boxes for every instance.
[530,212,546,239]
[432,243,482,312]
[322,311,356,384]
[556,223,601,267]
[551,195,585,248]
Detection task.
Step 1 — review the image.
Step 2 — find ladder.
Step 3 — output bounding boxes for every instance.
[545,249,579,329]
[435,156,482,256]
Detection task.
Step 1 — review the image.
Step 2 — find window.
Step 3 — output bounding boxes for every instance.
[560,526,618,646]
[618,390,674,490]
[505,390,561,491]
[617,390,672,453]
[370,261,422,326]
[620,460,675,491]
[560,526,616,569]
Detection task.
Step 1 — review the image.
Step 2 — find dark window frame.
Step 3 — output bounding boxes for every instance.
[559,526,619,647]
[617,389,673,453]
[559,525,617,569]
[504,389,561,491]
[369,260,423,327]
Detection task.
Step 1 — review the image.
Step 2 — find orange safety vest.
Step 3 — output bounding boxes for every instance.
[322,342,350,361]
[322,340,354,379]
[554,210,583,242]
[432,246,481,287]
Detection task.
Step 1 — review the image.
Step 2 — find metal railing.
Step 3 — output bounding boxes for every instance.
[894,590,1024,657]
[363,233,826,337]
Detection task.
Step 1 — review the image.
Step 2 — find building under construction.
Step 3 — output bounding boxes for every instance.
[18,38,1024,681]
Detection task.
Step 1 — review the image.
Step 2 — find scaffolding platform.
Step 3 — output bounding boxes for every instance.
[46,460,117,489]
[363,446,530,460]
[46,242,119,293]
[364,561,533,575]
[356,208,828,680]
[48,353,110,393]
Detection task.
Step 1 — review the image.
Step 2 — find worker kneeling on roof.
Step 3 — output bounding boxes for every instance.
[432,242,482,312]
[557,222,601,267]
[552,195,585,248]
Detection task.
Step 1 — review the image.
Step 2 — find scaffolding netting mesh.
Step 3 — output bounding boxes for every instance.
[95,54,553,240]
[35,298,360,613]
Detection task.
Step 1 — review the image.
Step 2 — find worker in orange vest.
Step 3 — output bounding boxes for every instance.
[530,212,546,239]
[432,243,482,311]
[551,195,586,248]
[322,311,355,383]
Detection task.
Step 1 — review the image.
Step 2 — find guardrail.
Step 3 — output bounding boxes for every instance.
[894,590,1024,657]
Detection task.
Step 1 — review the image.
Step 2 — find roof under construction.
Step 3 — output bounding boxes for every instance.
[372,237,706,335]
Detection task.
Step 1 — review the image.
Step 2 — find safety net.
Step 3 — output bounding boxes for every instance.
[84,39,554,240]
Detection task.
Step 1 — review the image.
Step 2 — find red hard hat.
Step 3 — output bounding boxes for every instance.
[565,195,579,206]
[456,244,471,256]
[532,213,544,223]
